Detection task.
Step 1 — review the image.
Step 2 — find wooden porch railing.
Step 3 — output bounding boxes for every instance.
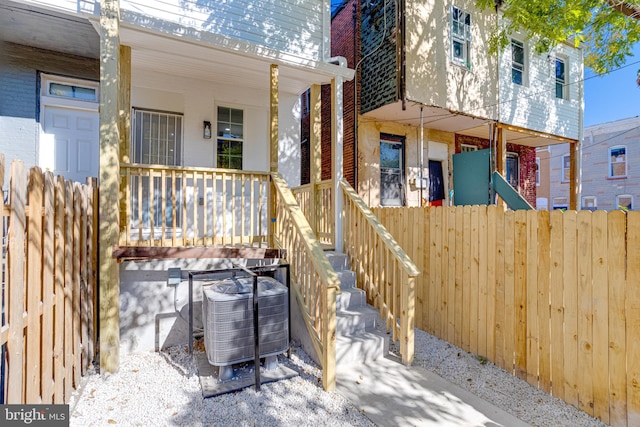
[340,178,420,365]
[292,179,334,247]
[119,163,269,247]
[271,172,340,391]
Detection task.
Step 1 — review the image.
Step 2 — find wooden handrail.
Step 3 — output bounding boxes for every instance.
[271,172,339,391]
[340,179,420,276]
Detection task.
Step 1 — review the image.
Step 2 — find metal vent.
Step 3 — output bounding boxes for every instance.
[202,276,289,366]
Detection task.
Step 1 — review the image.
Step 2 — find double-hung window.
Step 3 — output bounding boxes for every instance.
[217,106,244,170]
[511,39,525,85]
[450,5,471,68]
[609,146,627,178]
[555,58,566,99]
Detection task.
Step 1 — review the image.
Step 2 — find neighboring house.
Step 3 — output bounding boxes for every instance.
[544,116,640,211]
[1,0,361,382]
[305,0,583,209]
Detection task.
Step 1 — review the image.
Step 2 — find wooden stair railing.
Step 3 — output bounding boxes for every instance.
[271,172,340,391]
[340,178,420,365]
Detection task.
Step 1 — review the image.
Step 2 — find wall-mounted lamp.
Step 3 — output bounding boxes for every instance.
[203,121,212,139]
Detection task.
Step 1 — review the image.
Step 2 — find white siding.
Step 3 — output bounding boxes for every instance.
[499,39,582,140]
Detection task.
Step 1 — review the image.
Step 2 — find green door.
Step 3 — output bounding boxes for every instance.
[452,149,491,206]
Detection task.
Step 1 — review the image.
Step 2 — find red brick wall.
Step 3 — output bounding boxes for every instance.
[455,135,537,208]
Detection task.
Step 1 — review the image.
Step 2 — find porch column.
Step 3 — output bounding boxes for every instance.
[569,141,579,210]
[331,76,344,252]
[269,64,279,247]
[118,45,131,232]
[99,0,121,373]
[495,126,507,208]
[309,84,322,234]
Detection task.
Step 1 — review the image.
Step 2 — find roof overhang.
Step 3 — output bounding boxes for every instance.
[363,100,577,147]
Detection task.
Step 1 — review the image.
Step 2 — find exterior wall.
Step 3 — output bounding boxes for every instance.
[357,119,455,207]
[548,143,571,209]
[499,39,582,140]
[404,0,498,120]
[581,117,640,211]
[18,0,326,62]
[359,0,397,114]
[455,134,537,207]
[0,41,99,186]
[536,147,551,210]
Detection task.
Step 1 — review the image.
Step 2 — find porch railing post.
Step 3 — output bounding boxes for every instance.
[269,64,279,247]
[332,77,344,251]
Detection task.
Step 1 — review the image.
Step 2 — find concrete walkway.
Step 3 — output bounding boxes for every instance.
[337,356,529,427]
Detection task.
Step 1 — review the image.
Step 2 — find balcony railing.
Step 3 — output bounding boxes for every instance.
[119,163,269,247]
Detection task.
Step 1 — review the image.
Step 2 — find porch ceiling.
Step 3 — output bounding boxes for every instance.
[363,101,576,148]
[118,26,335,95]
[0,0,99,59]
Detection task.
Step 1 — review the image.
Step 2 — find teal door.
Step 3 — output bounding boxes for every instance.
[452,149,491,206]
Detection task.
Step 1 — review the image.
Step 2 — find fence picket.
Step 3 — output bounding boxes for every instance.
[550,210,565,400]
[514,210,527,381]
[525,209,539,387]
[563,211,579,407]
[626,212,640,426]
[577,211,594,415]
[537,210,551,393]
[592,210,609,423]
[42,172,55,403]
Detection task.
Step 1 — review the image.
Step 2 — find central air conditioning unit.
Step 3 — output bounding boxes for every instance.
[202,275,289,378]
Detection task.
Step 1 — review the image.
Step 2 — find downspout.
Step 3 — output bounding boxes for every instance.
[577,47,584,211]
[419,107,424,205]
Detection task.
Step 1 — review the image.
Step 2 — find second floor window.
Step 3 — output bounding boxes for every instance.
[562,155,570,182]
[555,58,566,99]
[511,39,525,85]
[450,5,471,68]
[609,146,627,178]
[217,106,244,170]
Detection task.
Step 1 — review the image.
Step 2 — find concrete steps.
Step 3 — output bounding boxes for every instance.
[328,251,389,368]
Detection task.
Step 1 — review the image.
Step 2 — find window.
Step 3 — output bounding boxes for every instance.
[582,196,597,211]
[609,146,627,178]
[42,74,99,102]
[511,39,525,85]
[506,152,519,188]
[131,109,183,228]
[555,58,566,99]
[562,155,570,182]
[450,5,471,68]
[553,197,568,210]
[535,158,540,186]
[461,144,477,152]
[617,195,633,211]
[380,135,405,206]
[217,106,244,170]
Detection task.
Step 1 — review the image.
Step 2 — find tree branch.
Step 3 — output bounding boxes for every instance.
[606,0,640,19]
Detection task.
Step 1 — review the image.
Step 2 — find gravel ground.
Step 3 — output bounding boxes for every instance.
[70,329,608,427]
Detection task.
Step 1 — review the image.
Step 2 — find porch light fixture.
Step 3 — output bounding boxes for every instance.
[203,121,212,139]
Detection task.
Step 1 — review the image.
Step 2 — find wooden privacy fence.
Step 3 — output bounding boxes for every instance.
[1,156,98,404]
[374,205,640,427]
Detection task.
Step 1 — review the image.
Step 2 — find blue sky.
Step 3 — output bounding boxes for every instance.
[583,42,640,127]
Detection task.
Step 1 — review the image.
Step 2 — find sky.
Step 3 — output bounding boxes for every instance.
[583,42,640,127]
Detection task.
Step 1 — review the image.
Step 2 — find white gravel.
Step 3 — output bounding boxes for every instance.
[70,330,608,426]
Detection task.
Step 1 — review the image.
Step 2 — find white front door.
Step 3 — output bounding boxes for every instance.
[43,106,99,183]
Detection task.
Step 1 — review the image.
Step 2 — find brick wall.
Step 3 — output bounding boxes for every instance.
[455,134,537,208]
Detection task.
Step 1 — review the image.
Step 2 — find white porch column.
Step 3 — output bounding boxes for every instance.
[331,76,344,252]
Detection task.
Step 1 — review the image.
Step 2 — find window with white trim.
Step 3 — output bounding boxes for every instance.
[216,106,244,170]
[617,195,633,211]
[561,155,570,182]
[461,144,477,152]
[553,197,568,210]
[450,5,471,68]
[555,57,567,99]
[582,196,597,211]
[609,146,627,178]
[511,39,525,85]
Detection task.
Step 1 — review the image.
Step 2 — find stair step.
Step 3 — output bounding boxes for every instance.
[336,329,389,367]
[336,305,378,336]
[325,252,350,271]
[337,270,356,289]
[337,287,366,311]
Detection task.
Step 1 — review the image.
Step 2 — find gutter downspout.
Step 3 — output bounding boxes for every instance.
[577,48,584,211]
[326,55,348,252]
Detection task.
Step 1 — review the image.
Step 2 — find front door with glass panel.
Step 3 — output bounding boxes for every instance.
[131,109,183,229]
[380,136,405,206]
